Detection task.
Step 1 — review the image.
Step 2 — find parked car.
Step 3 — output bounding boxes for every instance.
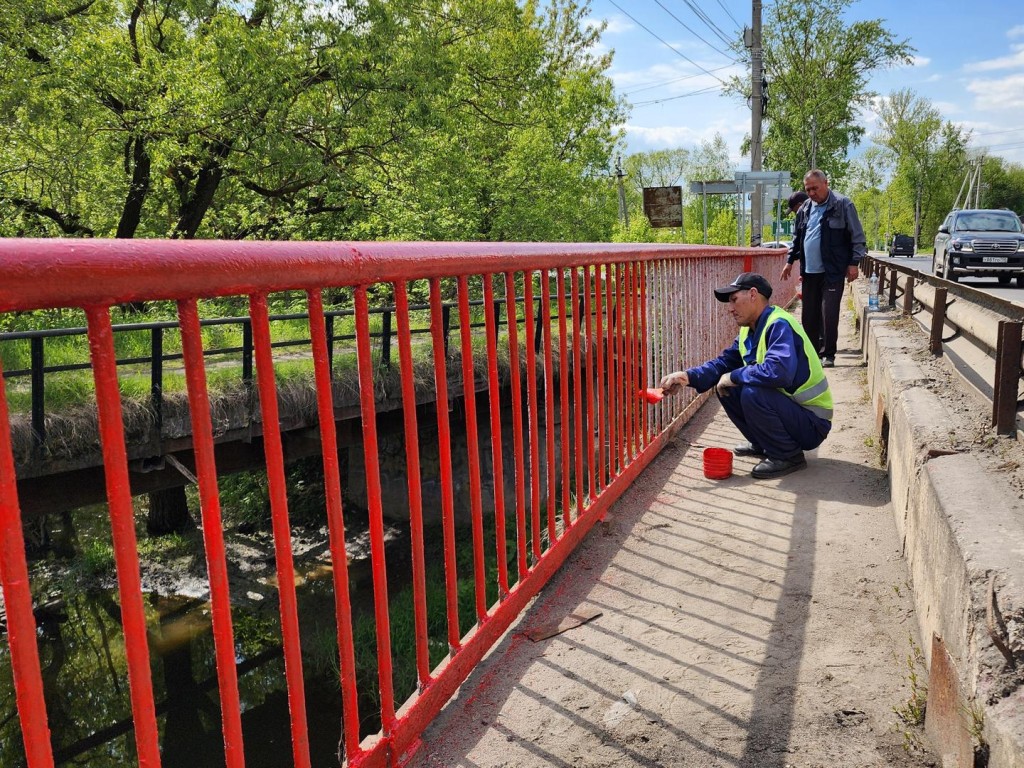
[932,209,1024,285]
[888,234,915,257]
[760,240,791,253]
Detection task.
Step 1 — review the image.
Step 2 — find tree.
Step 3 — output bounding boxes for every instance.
[729,0,913,184]
[874,89,970,246]
[849,146,898,251]
[621,135,732,243]
[0,0,624,243]
[981,157,1024,213]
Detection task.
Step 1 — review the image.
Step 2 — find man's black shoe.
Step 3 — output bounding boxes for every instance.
[733,441,766,457]
[751,454,807,479]
[821,356,835,368]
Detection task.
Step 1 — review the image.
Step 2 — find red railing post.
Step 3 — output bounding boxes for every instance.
[482,275,510,597]
[306,291,363,760]
[504,271,528,582]
[86,306,162,768]
[248,295,312,768]
[428,278,461,650]
[522,273,542,564]
[393,283,432,687]
[0,356,54,768]
[457,277,489,620]
[178,300,246,768]
[353,286,397,733]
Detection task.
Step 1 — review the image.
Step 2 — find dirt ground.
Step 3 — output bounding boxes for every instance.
[407,306,945,767]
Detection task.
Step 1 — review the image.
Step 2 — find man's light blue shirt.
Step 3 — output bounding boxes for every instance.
[803,203,825,273]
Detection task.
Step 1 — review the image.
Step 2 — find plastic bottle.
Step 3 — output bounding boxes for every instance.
[868,273,879,312]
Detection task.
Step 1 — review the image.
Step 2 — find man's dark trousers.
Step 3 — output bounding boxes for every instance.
[717,384,830,460]
[800,272,845,358]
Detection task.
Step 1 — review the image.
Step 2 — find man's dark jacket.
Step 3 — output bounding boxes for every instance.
[788,190,867,283]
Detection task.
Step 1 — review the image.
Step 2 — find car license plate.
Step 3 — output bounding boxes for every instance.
[983,256,1008,263]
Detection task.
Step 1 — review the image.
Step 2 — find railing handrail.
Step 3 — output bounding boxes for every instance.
[0,239,766,312]
[862,255,1024,435]
[0,238,788,768]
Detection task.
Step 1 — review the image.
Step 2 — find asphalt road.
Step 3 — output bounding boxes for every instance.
[873,251,1024,305]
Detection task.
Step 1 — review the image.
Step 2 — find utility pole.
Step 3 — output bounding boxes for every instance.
[810,114,817,169]
[748,0,763,246]
[615,155,629,229]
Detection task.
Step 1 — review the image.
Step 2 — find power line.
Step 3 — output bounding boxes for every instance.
[607,0,731,86]
[714,0,742,29]
[679,0,738,48]
[623,64,735,96]
[630,84,725,108]
[651,0,738,62]
[972,127,1024,137]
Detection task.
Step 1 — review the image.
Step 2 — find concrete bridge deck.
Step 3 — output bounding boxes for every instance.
[407,309,939,767]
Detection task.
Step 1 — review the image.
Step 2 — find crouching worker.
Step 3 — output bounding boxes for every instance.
[659,272,832,479]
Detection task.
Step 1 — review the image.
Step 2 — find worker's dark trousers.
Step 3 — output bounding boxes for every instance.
[800,273,845,358]
[717,384,831,461]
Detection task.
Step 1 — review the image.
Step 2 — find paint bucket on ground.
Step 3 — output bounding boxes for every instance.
[702,447,733,479]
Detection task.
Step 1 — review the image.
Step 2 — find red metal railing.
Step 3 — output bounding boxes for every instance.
[0,239,791,767]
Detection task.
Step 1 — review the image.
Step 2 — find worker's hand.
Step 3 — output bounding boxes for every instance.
[846,264,859,283]
[659,371,688,394]
[781,262,793,281]
[715,372,737,397]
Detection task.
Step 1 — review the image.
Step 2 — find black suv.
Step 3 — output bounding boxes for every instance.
[932,209,1024,285]
[888,234,914,257]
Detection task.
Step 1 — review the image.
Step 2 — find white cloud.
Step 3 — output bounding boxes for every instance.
[932,100,963,116]
[586,14,633,35]
[963,44,1024,72]
[1008,25,1024,39]
[895,55,931,69]
[966,73,1024,109]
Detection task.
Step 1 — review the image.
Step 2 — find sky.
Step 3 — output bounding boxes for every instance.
[585,0,1024,175]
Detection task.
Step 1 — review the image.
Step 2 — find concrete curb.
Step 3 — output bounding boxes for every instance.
[858,286,1024,767]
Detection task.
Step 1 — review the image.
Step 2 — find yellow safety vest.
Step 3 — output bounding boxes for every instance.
[738,306,833,421]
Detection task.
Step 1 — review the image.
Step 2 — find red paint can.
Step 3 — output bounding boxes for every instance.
[702,447,733,479]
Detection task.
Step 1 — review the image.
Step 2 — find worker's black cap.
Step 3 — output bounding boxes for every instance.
[714,272,773,303]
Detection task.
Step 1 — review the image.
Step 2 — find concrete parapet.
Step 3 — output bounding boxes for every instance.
[859,288,1024,767]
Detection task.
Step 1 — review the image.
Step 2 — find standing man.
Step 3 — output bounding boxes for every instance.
[781,170,866,367]
[659,272,832,480]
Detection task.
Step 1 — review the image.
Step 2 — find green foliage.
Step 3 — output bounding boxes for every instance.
[873,89,971,245]
[729,0,914,183]
[0,0,624,243]
[619,134,733,242]
[81,540,115,576]
[981,157,1024,212]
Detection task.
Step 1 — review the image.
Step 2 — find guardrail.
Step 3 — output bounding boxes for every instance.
[0,239,791,768]
[862,255,1024,435]
[1,296,545,452]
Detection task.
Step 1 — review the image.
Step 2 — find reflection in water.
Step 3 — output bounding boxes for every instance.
[0,579,348,767]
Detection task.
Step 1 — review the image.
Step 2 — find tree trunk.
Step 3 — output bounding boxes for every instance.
[147,485,194,536]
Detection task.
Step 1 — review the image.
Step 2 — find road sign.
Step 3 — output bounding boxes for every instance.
[734,170,791,184]
[688,181,738,195]
[642,186,683,228]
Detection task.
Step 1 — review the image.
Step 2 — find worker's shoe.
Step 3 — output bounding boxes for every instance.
[751,453,807,480]
[733,441,766,457]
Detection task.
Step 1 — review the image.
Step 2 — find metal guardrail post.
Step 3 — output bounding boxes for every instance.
[151,326,163,433]
[442,304,451,358]
[877,265,886,298]
[903,275,915,316]
[887,267,898,308]
[30,336,44,447]
[992,320,1022,435]
[241,319,253,387]
[325,313,335,377]
[380,309,392,368]
[930,288,948,356]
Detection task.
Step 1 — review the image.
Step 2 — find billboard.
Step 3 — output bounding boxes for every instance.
[642,186,683,228]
